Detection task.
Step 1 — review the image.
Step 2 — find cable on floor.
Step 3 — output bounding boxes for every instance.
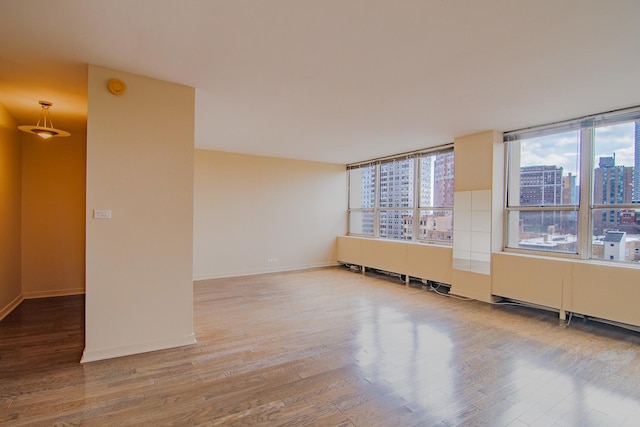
[426,281,473,301]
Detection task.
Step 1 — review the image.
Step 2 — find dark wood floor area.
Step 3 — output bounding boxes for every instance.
[2,267,640,426]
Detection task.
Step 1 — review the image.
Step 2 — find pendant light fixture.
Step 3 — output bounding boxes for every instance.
[18,100,71,139]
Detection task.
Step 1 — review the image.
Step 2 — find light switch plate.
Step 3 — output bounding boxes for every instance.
[93,209,112,219]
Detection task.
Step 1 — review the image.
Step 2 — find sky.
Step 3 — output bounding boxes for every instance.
[520,122,637,177]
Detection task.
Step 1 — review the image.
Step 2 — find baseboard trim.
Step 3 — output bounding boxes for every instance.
[23,288,85,299]
[0,293,24,321]
[80,333,198,363]
[193,262,340,282]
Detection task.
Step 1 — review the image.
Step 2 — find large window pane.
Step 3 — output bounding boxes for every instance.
[418,210,453,242]
[506,131,580,255]
[379,210,413,240]
[420,152,454,208]
[591,121,640,263]
[506,210,578,253]
[592,209,640,261]
[348,165,375,236]
[592,122,638,227]
[348,210,374,235]
[380,159,414,208]
[349,165,375,209]
[505,108,640,262]
[347,147,453,244]
[508,131,580,207]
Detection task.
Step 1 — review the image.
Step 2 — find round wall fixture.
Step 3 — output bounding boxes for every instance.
[107,78,127,96]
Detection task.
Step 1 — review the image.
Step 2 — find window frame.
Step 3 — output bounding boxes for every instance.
[504,106,640,262]
[347,145,454,244]
[504,133,582,257]
[417,151,455,244]
[347,163,376,237]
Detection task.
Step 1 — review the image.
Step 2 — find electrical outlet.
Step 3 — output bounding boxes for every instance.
[267,258,278,263]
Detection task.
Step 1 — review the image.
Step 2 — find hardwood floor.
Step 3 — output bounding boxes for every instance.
[2,267,640,426]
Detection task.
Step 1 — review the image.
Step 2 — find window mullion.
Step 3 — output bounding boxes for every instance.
[374,162,380,238]
[413,157,420,241]
[578,128,593,260]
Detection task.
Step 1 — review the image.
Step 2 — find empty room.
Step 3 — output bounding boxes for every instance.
[2,1,640,425]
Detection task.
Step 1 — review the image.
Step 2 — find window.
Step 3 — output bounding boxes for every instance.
[505,107,640,263]
[348,164,375,236]
[591,121,640,262]
[418,152,454,243]
[506,131,580,254]
[379,158,414,240]
[347,147,454,244]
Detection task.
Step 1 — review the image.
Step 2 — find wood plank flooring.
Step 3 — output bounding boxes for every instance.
[2,266,640,426]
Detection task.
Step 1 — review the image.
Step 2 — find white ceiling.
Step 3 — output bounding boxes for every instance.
[1,0,639,164]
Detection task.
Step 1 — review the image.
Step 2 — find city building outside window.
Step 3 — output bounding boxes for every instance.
[347,147,454,244]
[505,107,640,263]
[347,164,375,236]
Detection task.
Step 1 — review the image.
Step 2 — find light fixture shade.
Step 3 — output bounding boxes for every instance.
[18,125,71,138]
[18,101,71,139]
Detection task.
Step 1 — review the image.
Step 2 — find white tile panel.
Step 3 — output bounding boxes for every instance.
[471,211,492,233]
[471,231,491,254]
[454,210,472,232]
[453,249,470,260]
[453,230,472,252]
[454,191,472,211]
[472,189,492,212]
[470,251,491,262]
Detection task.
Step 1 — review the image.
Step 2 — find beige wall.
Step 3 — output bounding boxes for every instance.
[454,130,498,192]
[337,236,453,285]
[568,261,640,326]
[492,253,569,310]
[0,99,85,319]
[0,104,22,319]
[450,130,503,302]
[83,66,196,362]
[21,121,86,298]
[493,253,640,327]
[194,150,346,279]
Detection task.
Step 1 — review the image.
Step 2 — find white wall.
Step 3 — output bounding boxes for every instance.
[194,150,346,279]
[83,65,196,362]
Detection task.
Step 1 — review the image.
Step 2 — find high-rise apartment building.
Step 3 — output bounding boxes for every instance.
[433,152,455,207]
[519,165,564,205]
[361,166,375,209]
[360,166,375,235]
[562,173,578,205]
[517,165,566,234]
[419,156,432,208]
[356,152,454,241]
[379,159,414,240]
[593,156,634,233]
